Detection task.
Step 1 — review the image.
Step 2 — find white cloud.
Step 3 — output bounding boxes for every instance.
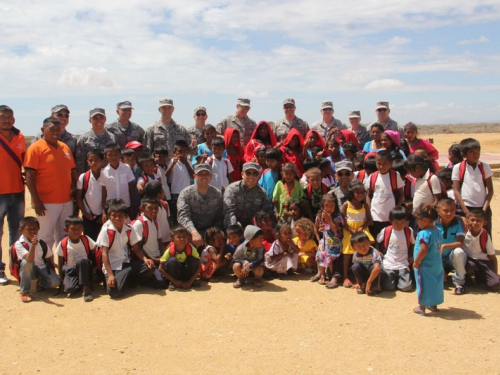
[364,79,405,90]
[58,67,116,88]
[241,91,269,98]
[457,35,490,45]
[389,37,412,45]
[395,102,430,110]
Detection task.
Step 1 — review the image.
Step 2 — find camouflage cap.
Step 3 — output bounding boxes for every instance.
[376,101,389,109]
[283,98,295,106]
[335,160,353,172]
[242,162,260,172]
[237,98,251,108]
[348,110,361,119]
[194,163,212,174]
[321,101,333,110]
[89,108,106,118]
[117,101,133,109]
[51,104,70,113]
[194,106,207,114]
[159,98,174,108]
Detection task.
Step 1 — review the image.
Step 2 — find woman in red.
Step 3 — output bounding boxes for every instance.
[224,128,244,182]
[280,128,305,177]
[403,122,439,171]
[336,129,360,150]
[243,120,277,163]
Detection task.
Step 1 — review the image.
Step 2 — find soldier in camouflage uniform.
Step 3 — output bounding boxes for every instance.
[144,98,196,158]
[311,101,347,141]
[75,108,117,174]
[216,98,256,147]
[273,98,309,142]
[105,101,145,149]
[30,104,76,156]
[223,162,271,228]
[347,110,371,147]
[177,164,223,247]
[187,106,211,145]
[367,101,404,138]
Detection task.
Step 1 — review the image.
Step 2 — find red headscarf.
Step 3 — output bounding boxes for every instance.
[304,130,328,156]
[337,129,360,149]
[224,128,243,181]
[280,128,305,177]
[243,120,277,162]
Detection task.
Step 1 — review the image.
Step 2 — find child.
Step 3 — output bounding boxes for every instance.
[207,137,233,191]
[303,130,326,159]
[350,232,382,295]
[435,198,467,295]
[200,227,227,282]
[253,210,275,251]
[153,149,172,202]
[76,149,104,241]
[337,129,360,151]
[452,138,494,236]
[412,204,444,315]
[463,209,499,291]
[446,144,462,168]
[354,155,376,185]
[224,224,244,260]
[403,122,439,168]
[137,155,163,197]
[167,140,194,224]
[280,129,305,177]
[56,216,96,301]
[326,138,343,165]
[293,218,317,273]
[365,150,404,238]
[299,158,321,187]
[381,130,406,160]
[437,168,458,206]
[341,183,374,288]
[232,225,265,288]
[311,146,324,160]
[392,159,414,201]
[363,123,384,153]
[405,154,444,213]
[254,146,267,170]
[100,144,136,221]
[121,148,137,172]
[312,193,344,288]
[332,160,354,209]
[272,163,304,221]
[97,199,159,298]
[12,217,60,302]
[244,120,277,163]
[143,181,171,246]
[319,158,335,189]
[341,142,358,162]
[286,199,310,229]
[377,206,414,292]
[265,221,299,275]
[224,128,244,182]
[259,148,282,207]
[303,167,328,217]
[125,141,145,167]
[194,125,219,164]
[159,225,201,290]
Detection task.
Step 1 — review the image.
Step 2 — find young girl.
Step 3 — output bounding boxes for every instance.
[303,130,326,159]
[194,125,224,165]
[337,129,360,150]
[265,221,299,275]
[253,210,276,252]
[224,128,243,182]
[254,146,267,170]
[403,122,439,170]
[286,200,310,229]
[326,138,343,167]
[381,130,406,160]
[312,193,344,287]
[363,123,384,153]
[446,144,462,168]
[341,142,358,163]
[405,154,443,213]
[280,129,305,177]
[243,120,277,163]
[341,183,374,287]
[293,218,317,273]
[413,204,444,315]
[272,163,304,221]
[200,227,227,282]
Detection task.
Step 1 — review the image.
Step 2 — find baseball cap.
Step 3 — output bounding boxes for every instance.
[237,98,251,108]
[242,162,260,172]
[159,98,174,108]
[321,101,333,110]
[376,101,389,110]
[194,106,207,114]
[52,104,70,113]
[283,98,295,106]
[335,160,353,172]
[117,101,133,109]
[194,163,212,174]
[89,108,106,118]
[348,111,361,119]
[241,225,264,248]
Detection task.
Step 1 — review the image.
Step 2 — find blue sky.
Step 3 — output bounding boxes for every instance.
[1,0,499,136]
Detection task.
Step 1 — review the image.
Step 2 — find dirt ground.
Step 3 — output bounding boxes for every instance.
[1,133,499,375]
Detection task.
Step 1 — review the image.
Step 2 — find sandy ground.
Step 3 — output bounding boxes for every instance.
[1,133,499,375]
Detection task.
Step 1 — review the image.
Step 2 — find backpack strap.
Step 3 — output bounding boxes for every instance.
[382,225,393,251]
[81,170,96,216]
[168,243,193,257]
[478,163,486,187]
[357,170,365,182]
[159,200,169,215]
[479,228,488,253]
[61,236,69,262]
[389,169,398,196]
[39,240,51,273]
[458,160,486,189]
[403,227,412,249]
[80,235,91,256]
[368,171,379,199]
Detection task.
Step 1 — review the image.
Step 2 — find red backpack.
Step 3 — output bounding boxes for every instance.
[60,235,92,263]
[356,169,366,183]
[478,228,489,254]
[95,227,132,271]
[306,183,328,200]
[381,225,412,253]
[132,215,159,245]
[368,170,399,200]
[458,160,486,189]
[166,243,194,258]
[426,173,448,200]
[158,200,169,215]
[9,240,49,282]
[207,155,231,170]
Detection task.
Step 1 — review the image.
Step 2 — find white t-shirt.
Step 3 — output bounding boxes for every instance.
[157,201,171,243]
[96,222,141,272]
[137,172,161,187]
[56,236,96,268]
[377,228,415,270]
[209,157,233,190]
[167,159,191,194]
[463,230,494,261]
[77,172,102,215]
[155,165,172,200]
[132,214,162,258]
[100,162,135,207]
[15,235,53,269]
[364,171,404,222]
[413,170,441,213]
[452,161,492,207]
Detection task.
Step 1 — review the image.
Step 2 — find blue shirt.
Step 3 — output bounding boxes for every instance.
[259,169,280,202]
[434,217,465,257]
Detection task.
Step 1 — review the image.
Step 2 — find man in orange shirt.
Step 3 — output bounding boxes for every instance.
[0,105,25,285]
[25,117,77,251]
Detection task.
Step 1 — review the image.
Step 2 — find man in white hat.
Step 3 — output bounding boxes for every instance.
[347,110,371,147]
[216,98,256,147]
[311,101,347,141]
[273,98,309,141]
[367,101,403,138]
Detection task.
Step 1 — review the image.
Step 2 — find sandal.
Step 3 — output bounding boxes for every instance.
[343,279,353,288]
[357,288,365,294]
[326,278,339,289]
[83,293,94,302]
[21,293,33,303]
[254,278,263,288]
[413,306,426,316]
[318,278,326,285]
[427,306,440,312]
[310,274,321,282]
[233,278,245,288]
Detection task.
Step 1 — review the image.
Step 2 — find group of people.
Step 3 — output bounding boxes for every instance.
[0,98,497,315]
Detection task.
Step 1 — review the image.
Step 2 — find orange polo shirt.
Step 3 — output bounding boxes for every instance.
[0,127,25,194]
[24,139,75,204]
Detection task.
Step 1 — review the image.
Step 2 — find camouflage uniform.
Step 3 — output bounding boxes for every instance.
[144,119,192,158]
[348,125,372,147]
[75,130,117,174]
[311,118,347,141]
[367,119,403,138]
[273,117,310,141]
[216,115,256,147]
[105,120,145,149]
[223,181,271,228]
[177,185,223,232]
[31,130,77,156]
[187,125,207,145]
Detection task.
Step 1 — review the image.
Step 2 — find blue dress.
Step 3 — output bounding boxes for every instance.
[414,228,444,306]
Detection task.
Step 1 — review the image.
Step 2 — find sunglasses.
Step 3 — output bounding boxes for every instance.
[337,171,351,177]
[376,108,388,112]
[56,113,70,118]
[284,105,295,109]
[196,112,206,116]
[322,108,333,111]
[244,171,260,177]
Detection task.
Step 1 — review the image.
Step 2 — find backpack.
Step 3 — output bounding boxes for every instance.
[356,169,366,183]
[426,173,448,200]
[158,199,169,215]
[166,242,194,258]
[478,228,489,254]
[381,225,412,253]
[306,183,328,200]
[95,227,132,271]
[458,160,486,189]
[368,170,399,200]
[60,235,92,263]
[81,170,96,215]
[132,215,159,245]
[9,239,50,282]
[207,155,230,171]
[142,174,161,185]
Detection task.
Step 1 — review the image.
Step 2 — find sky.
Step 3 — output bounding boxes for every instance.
[1,0,500,136]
